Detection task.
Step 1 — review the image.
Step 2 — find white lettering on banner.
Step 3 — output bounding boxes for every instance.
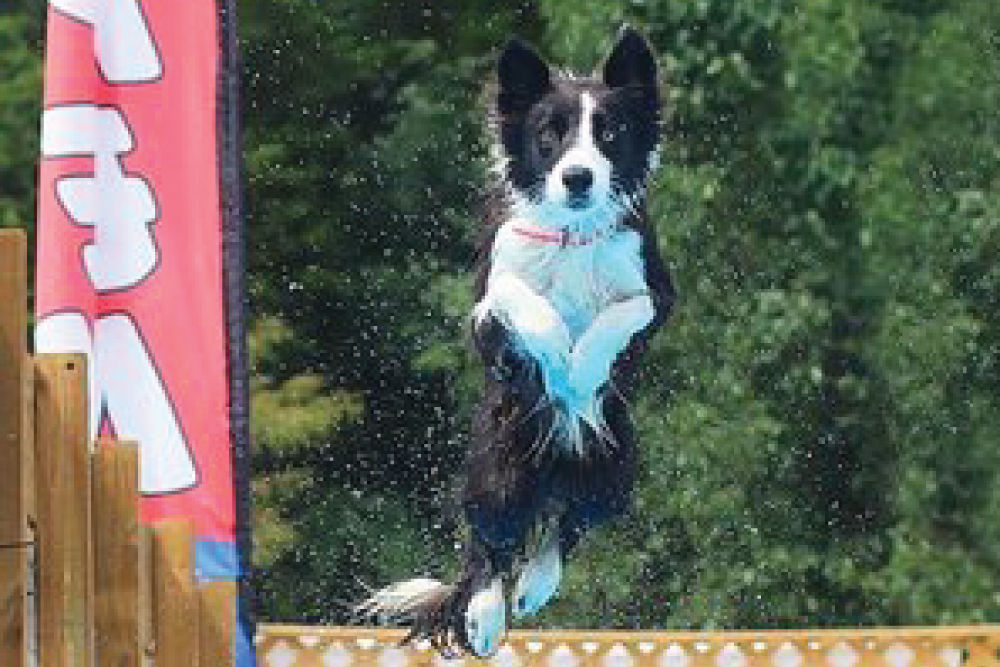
[36,312,198,495]
[42,105,158,292]
[50,0,161,83]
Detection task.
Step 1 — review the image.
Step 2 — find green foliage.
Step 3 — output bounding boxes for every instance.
[0,2,43,241]
[2,0,999,629]
[240,0,542,621]
[250,317,363,456]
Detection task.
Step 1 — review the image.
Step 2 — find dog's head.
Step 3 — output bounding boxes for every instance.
[493,27,661,227]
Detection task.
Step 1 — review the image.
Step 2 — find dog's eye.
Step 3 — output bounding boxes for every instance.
[537,127,558,157]
[550,114,568,138]
[593,113,620,144]
[601,123,624,144]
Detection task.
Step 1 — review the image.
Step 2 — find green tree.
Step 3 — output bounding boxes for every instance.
[240,0,543,620]
[529,0,1000,628]
[244,0,1000,627]
[0,2,43,239]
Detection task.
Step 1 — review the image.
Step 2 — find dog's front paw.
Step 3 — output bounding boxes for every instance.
[518,319,572,386]
[562,386,603,436]
[535,348,572,404]
[567,352,610,407]
[478,273,572,370]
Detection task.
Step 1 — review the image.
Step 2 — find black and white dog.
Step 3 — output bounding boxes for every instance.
[360,27,673,657]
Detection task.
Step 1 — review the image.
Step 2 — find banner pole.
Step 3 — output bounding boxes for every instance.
[217,0,255,663]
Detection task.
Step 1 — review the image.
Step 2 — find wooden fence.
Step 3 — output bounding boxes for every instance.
[255,625,1000,666]
[0,230,235,666]
[5,225,1000,666]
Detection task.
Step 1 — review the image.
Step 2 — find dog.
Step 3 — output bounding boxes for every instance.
[358,27,673,657]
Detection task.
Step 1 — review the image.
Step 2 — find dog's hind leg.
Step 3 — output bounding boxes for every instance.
[511,416,636,621]
[512,520,562,618]
[361,536,504,658]
[553,394,639,557]
[377,396,545,657]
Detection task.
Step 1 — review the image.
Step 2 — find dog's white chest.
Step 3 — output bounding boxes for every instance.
[487,224,648,341]
[542,247,604,339]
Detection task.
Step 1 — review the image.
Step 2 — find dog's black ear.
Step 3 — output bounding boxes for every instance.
[497,38,550,115]
[602,26,657,90]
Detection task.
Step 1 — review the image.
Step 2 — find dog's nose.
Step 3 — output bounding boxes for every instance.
[562,166,593,196]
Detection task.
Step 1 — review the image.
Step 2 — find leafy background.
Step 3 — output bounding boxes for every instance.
[3,0,999,628]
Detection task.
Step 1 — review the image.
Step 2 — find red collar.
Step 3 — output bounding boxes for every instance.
[510,223,615,247]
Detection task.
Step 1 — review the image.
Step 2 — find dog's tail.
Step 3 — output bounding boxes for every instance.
[354,570,506,658]
[354,577,455,624]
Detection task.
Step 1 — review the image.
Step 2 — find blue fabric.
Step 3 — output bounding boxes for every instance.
[195,538,241,582]
[195,539,257,666]
[234,619,257,667]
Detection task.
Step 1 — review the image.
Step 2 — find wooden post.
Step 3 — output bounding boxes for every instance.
[152,519,199,667]
[138,525,154,667]
[198,582,235,666]
[35,354,92,667]
[966,636,995,667]
[91,442,146,666]
[0,229,33,667]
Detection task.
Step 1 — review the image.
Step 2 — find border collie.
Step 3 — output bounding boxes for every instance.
[359,27,673,657]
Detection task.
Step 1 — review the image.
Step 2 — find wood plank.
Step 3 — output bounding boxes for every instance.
[35,354,92,667]
[253,626,1000,667]
[0,229,30,667]
[138,524,154,667]
[91,441,142,666]
[152,519,199,667]
[966,637,995,667]
[198,581,235,666]
[21,358,36,667]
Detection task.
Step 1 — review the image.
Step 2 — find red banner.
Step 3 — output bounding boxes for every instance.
[35,0,243,555]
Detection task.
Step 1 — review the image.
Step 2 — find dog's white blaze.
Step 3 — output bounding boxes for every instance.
[544,91,612,215]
